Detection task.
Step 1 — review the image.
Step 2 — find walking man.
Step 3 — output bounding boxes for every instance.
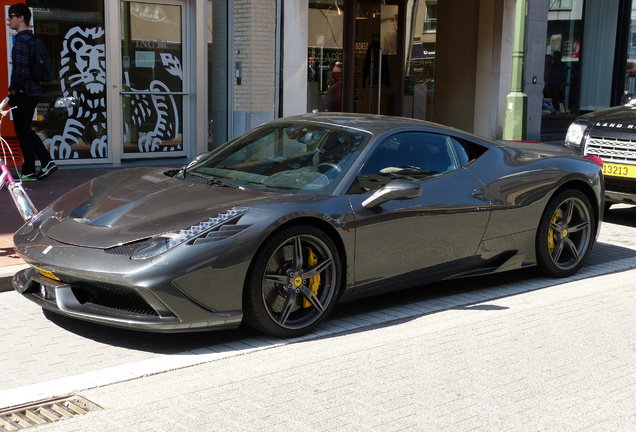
[7,3,56,181]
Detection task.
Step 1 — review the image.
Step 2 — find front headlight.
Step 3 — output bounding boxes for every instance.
[131,208,246,260]
[564,122,587,152]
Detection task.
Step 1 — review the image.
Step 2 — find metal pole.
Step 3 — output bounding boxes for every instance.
[377,48,382,115]
[369,49,374,113]
[502,0,528,140]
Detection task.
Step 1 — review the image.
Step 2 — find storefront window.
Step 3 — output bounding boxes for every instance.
[353,1,401,116]
[404,0,436,121]
[423,0,437,32]
[543,1,582,116]
[624,3,636,98]
[307,1,344,112]
[30,2,107,161]
[121,2,184,156]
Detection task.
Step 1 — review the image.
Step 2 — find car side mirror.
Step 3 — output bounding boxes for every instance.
[362,179,422,209]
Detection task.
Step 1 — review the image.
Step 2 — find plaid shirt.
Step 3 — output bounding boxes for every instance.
[10,30,41,97]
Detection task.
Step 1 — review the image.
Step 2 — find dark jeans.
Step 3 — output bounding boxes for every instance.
[9,92,52,175]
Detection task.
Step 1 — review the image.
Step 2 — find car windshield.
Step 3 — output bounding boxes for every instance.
[184,122,371,194]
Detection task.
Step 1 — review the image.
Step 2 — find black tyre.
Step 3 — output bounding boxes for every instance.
[535,189,595,277]
[243,225,341,338]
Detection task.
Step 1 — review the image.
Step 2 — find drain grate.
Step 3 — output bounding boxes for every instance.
[0,395,103,431]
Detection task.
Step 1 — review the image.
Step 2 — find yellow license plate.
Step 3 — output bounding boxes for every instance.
[602,163,636,179]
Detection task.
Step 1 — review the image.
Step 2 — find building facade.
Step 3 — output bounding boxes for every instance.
[6,0,280,168]
[6,0,635,168]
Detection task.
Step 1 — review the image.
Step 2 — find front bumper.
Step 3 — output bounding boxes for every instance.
[13,265,243,333]
[12,213,252,332]
[604,177,636,204]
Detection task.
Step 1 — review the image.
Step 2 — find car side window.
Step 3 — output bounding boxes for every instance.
[354,132,467,192]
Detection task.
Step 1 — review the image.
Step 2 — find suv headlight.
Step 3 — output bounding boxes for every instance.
[564,122,587,152]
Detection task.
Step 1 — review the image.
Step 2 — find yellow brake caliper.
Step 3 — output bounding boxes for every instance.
[303,246,321,308]
[548,211,559,253]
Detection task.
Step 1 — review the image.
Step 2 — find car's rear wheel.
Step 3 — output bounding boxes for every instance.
[535,189,595,277]
[243,225,341,338]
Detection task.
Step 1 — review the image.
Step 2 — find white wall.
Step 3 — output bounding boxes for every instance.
[282,0,308,116]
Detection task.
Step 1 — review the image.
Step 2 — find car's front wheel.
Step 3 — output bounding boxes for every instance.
[243,225,341,338]
[535,189,595,277]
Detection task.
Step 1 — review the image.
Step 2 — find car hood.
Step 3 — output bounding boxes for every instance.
[40,167,276,248]
[577,104,636,126]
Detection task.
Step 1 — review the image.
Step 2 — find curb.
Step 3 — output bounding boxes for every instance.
[0,265,27,293]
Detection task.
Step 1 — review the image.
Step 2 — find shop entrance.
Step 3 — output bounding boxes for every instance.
[347,0,405,116]
[120,0,188,158]
[307,0,411,117]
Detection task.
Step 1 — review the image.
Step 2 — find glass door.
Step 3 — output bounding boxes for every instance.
[352,0,403,115]
[120,1,187,157]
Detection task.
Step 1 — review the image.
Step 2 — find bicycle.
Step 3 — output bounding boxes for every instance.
[0,97,37,222]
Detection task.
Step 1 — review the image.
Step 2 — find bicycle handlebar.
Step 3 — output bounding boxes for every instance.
[0,97,14,117]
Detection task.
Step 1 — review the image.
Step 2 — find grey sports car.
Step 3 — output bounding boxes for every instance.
[13,113,604,338]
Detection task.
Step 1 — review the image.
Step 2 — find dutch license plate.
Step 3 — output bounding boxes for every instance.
[602,163,636,179]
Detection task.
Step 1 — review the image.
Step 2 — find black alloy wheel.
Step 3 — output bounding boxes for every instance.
[535,189,595,278]
[243,225,341,338]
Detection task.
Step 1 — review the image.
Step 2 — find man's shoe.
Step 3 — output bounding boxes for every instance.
[16,172,37,182]
[38,161,57,179]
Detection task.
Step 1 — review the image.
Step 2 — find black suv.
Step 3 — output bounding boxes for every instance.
[565,101,636,208]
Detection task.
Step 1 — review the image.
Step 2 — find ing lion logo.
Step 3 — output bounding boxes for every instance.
[45,27,107,159]
[46,26,181,160]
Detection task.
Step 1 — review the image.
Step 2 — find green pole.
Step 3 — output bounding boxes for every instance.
[502,0,528,140]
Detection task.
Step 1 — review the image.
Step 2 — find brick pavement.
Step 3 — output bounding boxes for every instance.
[12,255,636,431]
[79,271,636,432]
[0,207,635,430]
